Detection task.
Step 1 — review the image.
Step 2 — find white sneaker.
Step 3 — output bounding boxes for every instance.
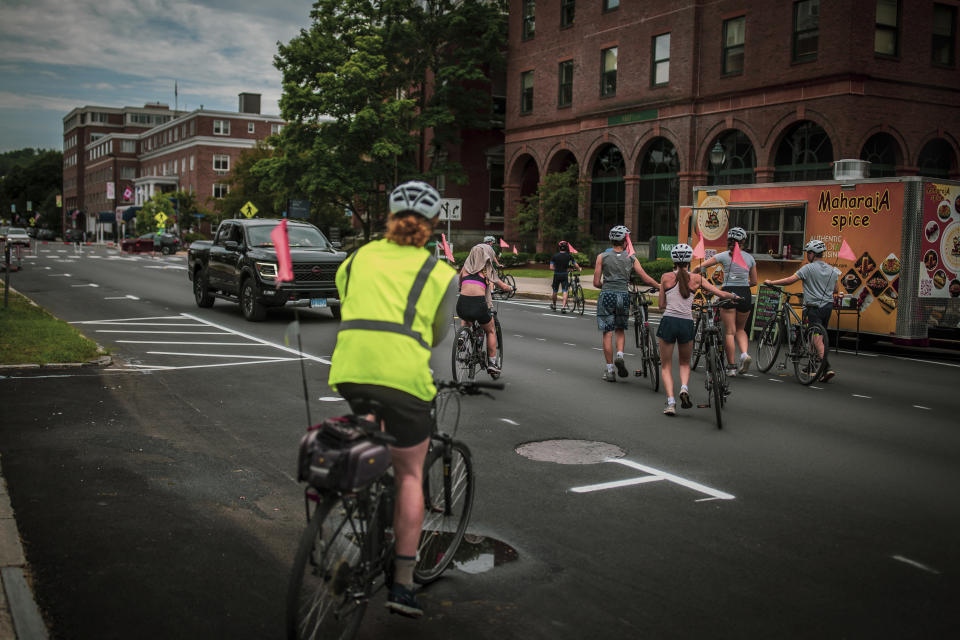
[603,369,617,382]
[739,354,752,374]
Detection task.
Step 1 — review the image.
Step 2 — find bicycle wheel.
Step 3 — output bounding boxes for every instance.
[706,345,724,430]
[492,316,504,378]
[286,494,369,640]
[572,284,585,316]
[452,327,473,383]
[645,326,660,392]
[502,273,517,299]
[795,323,829,385]
[755,320,782,373]
[414,440,475,585]
[690,313,705,371]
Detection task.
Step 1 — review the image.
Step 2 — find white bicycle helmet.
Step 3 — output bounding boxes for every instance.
[389,180,442,219]
[804,239,826,254]
[609,225,630,241]
[671,243,694,263]
[483,235,496,245]
[727,226,747,242]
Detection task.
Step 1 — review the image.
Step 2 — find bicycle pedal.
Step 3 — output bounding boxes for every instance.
[634,369,643,377]
[697,403,710,409]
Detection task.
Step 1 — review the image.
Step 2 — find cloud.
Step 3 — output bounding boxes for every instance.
[0,91,85,113]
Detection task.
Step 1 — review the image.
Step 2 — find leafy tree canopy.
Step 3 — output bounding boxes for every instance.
[516,164,592,251]
[0,148,62,230]
[137,192,175,235]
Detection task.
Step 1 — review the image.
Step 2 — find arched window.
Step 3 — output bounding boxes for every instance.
[917,139,956,179]
[638,138,679,241]
[860,133,899,178]
[590,145,625,241]
[774,121,833,182]
[707,130,756,185]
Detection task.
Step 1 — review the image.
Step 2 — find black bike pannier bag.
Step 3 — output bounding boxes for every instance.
[297,416,392,493]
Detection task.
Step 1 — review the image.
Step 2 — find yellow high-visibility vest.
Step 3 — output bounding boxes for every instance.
[328,239,455,402]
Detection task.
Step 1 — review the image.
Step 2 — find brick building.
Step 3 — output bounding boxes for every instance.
[504,0,960,254]
[62,93,284,238]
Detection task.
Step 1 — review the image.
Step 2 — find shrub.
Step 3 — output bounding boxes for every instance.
[639,259,675,282]
[533,252,552,264]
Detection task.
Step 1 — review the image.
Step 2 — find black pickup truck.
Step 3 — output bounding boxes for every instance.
[187,218,347,321]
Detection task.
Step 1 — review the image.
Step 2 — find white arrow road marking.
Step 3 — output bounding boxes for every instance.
[181,313,332,365]
[571,458,735,501]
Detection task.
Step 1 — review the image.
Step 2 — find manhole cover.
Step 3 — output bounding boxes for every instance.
[515,439,625,465]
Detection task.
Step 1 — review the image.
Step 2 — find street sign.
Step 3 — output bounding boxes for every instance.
[288,199,310,219]
[438,198,462,221]
[26,201,32,212]
[154,212,168,225]
[241,201,258,218]
[56,194,62,207]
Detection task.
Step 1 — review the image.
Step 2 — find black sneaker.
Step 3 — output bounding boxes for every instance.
[386,583,424,618]
[614,356,628,378]
[819,369,835,382]
[679,389,692,409]
[550,303,556,311]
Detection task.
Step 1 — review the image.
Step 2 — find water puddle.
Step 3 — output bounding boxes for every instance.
[448,533,519,574]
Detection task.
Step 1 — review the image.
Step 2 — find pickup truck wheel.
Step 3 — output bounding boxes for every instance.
[240,279,267,321]
[161,245,172,255]
[193,270,215,308]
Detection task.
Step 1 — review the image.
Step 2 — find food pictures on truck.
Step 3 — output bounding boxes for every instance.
[682,177,960,343]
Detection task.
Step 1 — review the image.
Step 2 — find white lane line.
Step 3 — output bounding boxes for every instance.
[809,385,823,390]
[536,338,546,341]
[181,313,332,365]
[117,341,273,346]
[500,418,519,425]
[513,334,524,338]
[144,265,188,270]
[592,347,603,351]
[571,476,664,493]
[124,358,297,372]
[319,396,344,402]
[563,342,577,346]
[883,355,960,368]
[96,330,230,334]
[72,315,182,323]
[768,378,784,383]
[145,352,294,360]
[606,458,736,500]
[71,283,100,287]
[891,555,940,575]
[501,300,554,310]
[913,405,932,410]
[81,322,208,327]
[48,273,71,277]
[541,313,576,319]
[852,394,872,399]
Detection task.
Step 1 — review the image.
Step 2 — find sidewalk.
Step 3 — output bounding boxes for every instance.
[511,275,600,305]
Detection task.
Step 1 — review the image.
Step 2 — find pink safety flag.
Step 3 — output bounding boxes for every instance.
[625,232,636,257]
[499,238,510,248]
[692,230,705,259]
[838,238,856,261]
[270,219,294,283]
[565,241,579,255]
[441,233,455,262]
[512,244,518,255]
[732,241,749,269]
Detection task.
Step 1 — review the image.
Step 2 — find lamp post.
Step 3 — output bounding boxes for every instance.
[709,141,726,184]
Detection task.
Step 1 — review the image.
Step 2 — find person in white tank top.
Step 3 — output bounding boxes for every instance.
[658,244,736,416]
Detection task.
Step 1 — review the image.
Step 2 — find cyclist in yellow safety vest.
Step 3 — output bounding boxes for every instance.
[328,180,457,618]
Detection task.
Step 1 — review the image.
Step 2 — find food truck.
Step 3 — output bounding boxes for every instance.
[681,168,960,345]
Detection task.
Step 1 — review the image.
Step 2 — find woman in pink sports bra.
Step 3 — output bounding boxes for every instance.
[657,243,736,416]
[457,243,514,375]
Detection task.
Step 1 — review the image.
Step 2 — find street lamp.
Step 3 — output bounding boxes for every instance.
[710,141,726,170]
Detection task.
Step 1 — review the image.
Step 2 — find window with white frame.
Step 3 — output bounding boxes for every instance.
[248,122,255,133]
[271,123,284,135]
[213,119,230,135]
[190,155,195,170]
[213,183,228,198]
[652,33,670,85]
[213,154,230,171]
[121,140,136,153]
[121,166,135,179]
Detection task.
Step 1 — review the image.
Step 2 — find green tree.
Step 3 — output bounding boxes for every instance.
[169,189,211,237]
[516,164,591,250]
[0,149,62,230]
[211,142,278,224]
[265,0,507,240]
[137,192,175,235]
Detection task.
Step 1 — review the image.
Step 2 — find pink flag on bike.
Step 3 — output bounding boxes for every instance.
[625,232,636,256]
[270,219,294,283]
[499,238,509,248]
[512,244,518,255]
[838,238,856,261]
[564,241,579,254]
[441,233,455,262]
[692,231,705,259]
[732,241,749,269]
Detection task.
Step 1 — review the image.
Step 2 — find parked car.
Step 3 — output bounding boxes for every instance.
[1,227,31,247]
[36,229,57,241]
[121,232,181,255]
[65,229,84,243]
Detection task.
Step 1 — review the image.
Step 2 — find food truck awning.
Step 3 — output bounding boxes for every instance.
[690,200,808,210]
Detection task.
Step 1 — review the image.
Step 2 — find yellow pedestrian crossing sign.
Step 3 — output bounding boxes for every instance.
[154,212,168,225]
[241,202,258,218]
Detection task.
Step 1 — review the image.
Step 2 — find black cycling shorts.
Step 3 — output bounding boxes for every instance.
[337,383,433,448]
[804,303,834,328]
[456,294,492,324]
[720,286,753,313]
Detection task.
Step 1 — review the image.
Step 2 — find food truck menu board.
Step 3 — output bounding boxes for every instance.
[749,284,782,340]
[919,183,960,299]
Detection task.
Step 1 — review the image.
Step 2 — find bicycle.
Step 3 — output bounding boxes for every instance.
[629,282,660,392]
[491,266,516,300]
[754,284,830,385]
[692,298,730,429]
[568,272,585,316]
[287,379,503,640]
[689,292,711,371]
[452,308,503,381]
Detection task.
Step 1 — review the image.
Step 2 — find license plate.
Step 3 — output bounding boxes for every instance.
[310,298,328,308]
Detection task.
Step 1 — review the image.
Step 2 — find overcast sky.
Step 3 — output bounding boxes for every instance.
[0,0,313,153]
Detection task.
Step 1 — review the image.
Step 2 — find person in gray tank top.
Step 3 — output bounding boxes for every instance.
[593,225,660,382]
[693,227,758,376]
[764,239,840,382]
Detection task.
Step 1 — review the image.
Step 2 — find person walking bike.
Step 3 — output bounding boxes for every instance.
[658,244,737,415]
[327,180,458,617]
[763,239,840,382]
[457,243,515,376]
[693,227,757,377]
[550,241,582,312]
[594,225,659,381]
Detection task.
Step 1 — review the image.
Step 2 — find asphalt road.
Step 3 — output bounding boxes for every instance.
[1,245,959,639]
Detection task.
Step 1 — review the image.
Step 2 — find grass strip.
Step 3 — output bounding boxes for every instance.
[502,268,595,278]
[0,285,104,365]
